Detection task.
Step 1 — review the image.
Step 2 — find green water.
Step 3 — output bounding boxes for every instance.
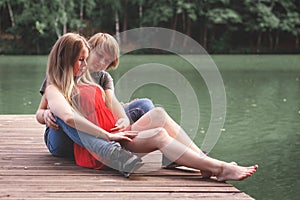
[0,55,299,200]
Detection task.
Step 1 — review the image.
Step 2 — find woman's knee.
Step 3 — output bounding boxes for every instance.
[149,107,168,120]
[45,127,74,158]
[150,127,170,147]
[47,139,74,158]
[152,107,166,114]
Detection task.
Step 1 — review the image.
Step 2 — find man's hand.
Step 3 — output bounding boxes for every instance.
[107,131,138,142]
[110,117,130,132]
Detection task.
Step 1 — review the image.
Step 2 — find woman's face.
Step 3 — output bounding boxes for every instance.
[88,49,114,73]
[73,47,89,77]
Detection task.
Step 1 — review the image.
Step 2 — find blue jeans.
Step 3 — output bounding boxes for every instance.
[44,98,154,158]
[44,117,118,159]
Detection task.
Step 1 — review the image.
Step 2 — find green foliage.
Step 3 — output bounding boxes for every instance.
[275,0,300,36]
[35,21,46,35]
[244,0,280,31]
[141,0,174,26]
[207,8,241,24]
[176,0,197,21]
[0,0,299,54]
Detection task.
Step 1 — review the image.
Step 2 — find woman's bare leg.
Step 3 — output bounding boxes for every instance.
[123,127,258,181]
[131,107,205,155]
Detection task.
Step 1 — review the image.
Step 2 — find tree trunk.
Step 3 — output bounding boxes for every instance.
[63,23,67,35]
[115,11,120,44]
[268,31,273,50]
[139,3,143,27]
[182,12,186,32]
[79,0,84,33]
[7,0,15,27]
[122,0,128,43]
[274,30,279,50]
[36,43,40,54]
[169,14,178,49]
[203,22,208,50]
[80,0,84,21]
[183,17,191,47]
[55,16,61,38]
[296,35,299,49]
[256,31,262,53]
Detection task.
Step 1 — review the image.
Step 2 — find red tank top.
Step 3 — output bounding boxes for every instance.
[73,84,116,169]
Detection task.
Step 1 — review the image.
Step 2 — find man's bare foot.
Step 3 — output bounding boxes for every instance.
[216,163,258,182]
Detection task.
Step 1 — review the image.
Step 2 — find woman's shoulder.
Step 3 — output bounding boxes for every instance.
[44,84,60,94]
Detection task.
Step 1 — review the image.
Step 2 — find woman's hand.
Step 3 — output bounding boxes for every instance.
[107,131,138,142]
[110,117,130,132]
[43,109,59,130]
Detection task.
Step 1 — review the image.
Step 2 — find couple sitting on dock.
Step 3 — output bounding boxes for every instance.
[36,32,258,181]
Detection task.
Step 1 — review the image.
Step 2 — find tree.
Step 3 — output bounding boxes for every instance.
[173,0,198,46]
[243,0,280,52]
[140,0,173,27]
[196,0,241,50]
[274,0,300,49]
[138,0,198,48]
[99,0,122,43]
[0,0,299,54]
[131,0,145,27]
[0,0,16,28]
[3,0,90,53]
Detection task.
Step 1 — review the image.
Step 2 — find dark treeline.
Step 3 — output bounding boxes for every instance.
[0,0,299,54]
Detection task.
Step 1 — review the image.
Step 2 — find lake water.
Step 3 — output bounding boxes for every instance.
[0,55,299,200]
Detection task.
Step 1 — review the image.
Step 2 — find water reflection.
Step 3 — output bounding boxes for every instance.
[0,56,46,114]
[219,70,300,200]
[123,67,300,200]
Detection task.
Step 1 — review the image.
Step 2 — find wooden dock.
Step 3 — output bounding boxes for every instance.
[0,115,254,199]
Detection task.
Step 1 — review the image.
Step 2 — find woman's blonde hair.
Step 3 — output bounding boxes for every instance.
[46,33,93,109]
[88,33,120,69]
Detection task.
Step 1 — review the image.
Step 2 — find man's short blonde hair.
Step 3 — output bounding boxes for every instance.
[88,33,120,69]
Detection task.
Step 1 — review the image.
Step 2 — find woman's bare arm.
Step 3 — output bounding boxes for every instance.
[35,95,59,129]
[35,95,48,124]
[45,85,111,140]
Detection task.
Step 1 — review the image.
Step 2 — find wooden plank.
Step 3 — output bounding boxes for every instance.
[0,177,229,187]
[0,186,241,193]
[0,192,253,200]
[0,115,254,200]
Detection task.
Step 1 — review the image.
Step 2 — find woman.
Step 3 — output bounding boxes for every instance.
[36,33,154,176]
[36,33,144,176]
[42,32,258,181]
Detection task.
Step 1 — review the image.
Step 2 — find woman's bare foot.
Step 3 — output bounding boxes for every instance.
[201,170,212,178]
[201,162,238,179]
[230,161,237,166]
[216,163,258,182]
